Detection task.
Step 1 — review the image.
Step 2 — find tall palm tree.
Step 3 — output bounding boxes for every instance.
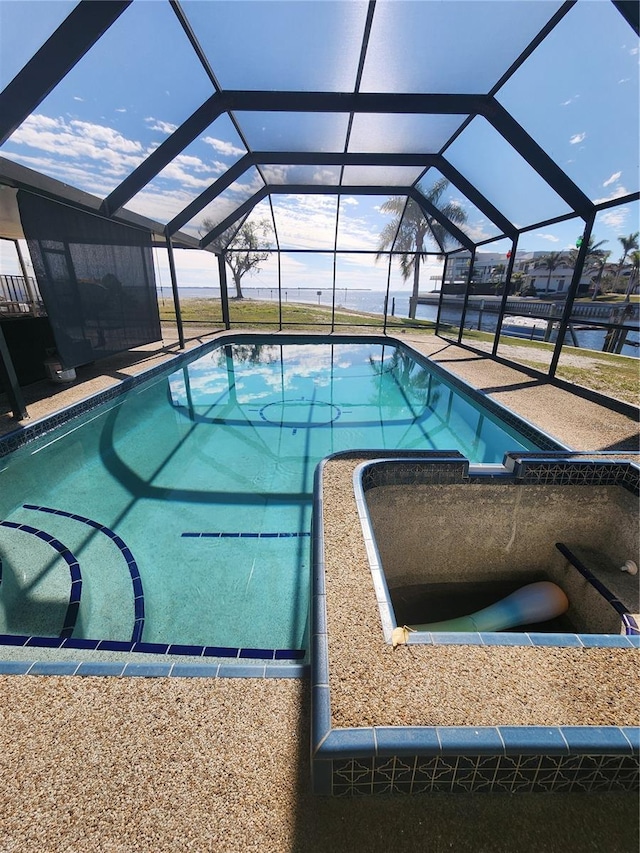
[567,237,609,300]
[534,250,566,295]
[588,250,612,300]
[616,232,639,298]
[377,177,467,318]
[626,249,640,299]
[567,236,608,269]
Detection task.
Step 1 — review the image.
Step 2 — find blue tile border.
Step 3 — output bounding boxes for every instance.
[0,655,308,680]
[312,452,640,795]
[22,505,145,643]
[0,520,82,638]
[351,455,639,648]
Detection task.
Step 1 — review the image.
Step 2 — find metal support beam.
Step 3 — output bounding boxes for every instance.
[0,1,131,145]
[492,236,519,356]
[166,235,185,349]
[434,257,450,333]
[201,188,269,248]
[202,184,467,248]
[434,157,516,239]
[457,248,476,342]
[167,156,253,236]
[218,254,230,330]
[104,91,486,217]
[486,102,594,221]
[548,216,594,378]
[102,92,226,217]
[408,188,475,252]
[0,323,28,420]
[612,0,640,35]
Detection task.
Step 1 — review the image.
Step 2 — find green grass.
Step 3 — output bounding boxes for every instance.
[159,296,436,331]
[458,327,638,405]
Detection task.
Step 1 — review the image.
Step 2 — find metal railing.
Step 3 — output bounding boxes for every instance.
[0,274,45,316]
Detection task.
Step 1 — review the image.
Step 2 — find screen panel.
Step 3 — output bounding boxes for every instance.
[498,0,640,201]
[360,0,565,94]
[0,1,214,198]
[181,0,368,92]
[18,191,160,368]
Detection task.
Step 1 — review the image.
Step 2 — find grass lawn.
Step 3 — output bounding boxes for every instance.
[160,297,638,406]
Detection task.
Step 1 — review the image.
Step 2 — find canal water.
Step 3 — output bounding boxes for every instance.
[171,286,639,358]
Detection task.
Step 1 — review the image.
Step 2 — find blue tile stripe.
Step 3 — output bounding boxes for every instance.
[22,505,144,643]
[0,633,305,662]
[182,531,311,539]
[0,520,81,638]
[0,657,308,679]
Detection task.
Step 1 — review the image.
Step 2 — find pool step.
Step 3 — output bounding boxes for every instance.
[0,507,137,643]
[0,521,77,637]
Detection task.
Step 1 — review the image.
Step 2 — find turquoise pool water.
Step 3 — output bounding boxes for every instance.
[0,339,540,656]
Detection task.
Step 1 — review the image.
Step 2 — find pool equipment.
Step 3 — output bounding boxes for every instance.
[407,581,569,634]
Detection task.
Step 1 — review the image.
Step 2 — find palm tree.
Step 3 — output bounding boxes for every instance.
[567,237,609,300]
[616,232,639,298]
[567,237,608,269]
[491,263,506,294]
[376,178,467,318]
[588,250,612,300]
[626,249,640,298]
[534,250,566,295]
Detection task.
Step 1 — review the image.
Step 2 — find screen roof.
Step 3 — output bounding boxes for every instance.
[0,0,637,254]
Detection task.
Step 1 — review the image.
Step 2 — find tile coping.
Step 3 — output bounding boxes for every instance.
[311,451,640,794]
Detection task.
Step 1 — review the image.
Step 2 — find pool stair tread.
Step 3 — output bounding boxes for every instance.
[0,506,140,643]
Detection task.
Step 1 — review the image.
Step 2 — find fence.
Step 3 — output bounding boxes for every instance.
[0,275,45,316]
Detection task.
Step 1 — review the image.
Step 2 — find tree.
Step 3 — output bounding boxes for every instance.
[490,263,506,295]
[534,250,566,295]
[587,250,612,300]
[626,250,640,298]
[567,237,609,301]
[615,232,639,298]
[202,218,273,299]
[376,178,467,318]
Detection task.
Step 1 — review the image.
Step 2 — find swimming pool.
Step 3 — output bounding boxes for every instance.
[0,335,560,662]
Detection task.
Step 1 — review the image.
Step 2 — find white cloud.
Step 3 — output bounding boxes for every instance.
[560,95,579,106]
[70,119,143,154]
[146,118,177,135]
[599,208,629,230]
[202,136,245,158]
[569,132,586,145]
[594,185,630,205]
[618,78,631,84]
[603,171,622,187]
[535,233,560,243]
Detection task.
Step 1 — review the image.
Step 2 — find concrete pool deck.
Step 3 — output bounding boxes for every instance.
[0,326,638,851]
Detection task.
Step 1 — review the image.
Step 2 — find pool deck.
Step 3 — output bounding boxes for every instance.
[0,326,638,852]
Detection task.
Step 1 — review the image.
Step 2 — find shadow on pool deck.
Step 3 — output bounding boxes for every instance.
[0,675,637,853]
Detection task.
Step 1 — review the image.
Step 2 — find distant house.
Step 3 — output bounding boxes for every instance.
[444,251,594,296]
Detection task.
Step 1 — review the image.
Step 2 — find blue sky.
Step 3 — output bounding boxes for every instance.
[0,0,638,292]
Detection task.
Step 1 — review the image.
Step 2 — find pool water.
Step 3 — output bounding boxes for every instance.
[0,339,539,656]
